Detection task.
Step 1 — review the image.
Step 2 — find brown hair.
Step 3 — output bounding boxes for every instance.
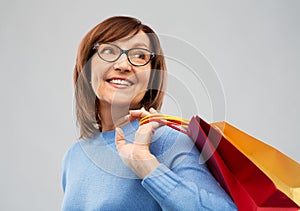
[73,16,167,139]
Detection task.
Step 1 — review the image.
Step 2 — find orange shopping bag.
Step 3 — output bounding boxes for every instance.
[211,121,300,207]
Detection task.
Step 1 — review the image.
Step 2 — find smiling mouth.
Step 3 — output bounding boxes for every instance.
[106,78,134,87]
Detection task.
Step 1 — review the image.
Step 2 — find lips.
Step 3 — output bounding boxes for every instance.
[106,77,134,87]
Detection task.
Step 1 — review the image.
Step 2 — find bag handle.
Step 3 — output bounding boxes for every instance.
[140,113,191,135]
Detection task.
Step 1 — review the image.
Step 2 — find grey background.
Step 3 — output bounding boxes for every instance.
[1,0,299,210]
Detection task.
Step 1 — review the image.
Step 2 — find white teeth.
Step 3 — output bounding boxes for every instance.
[109,79,132,86]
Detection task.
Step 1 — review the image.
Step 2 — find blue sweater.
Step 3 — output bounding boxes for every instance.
[62,120,237,210]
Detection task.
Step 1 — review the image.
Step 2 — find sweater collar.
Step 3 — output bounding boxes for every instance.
[99,120,139,145]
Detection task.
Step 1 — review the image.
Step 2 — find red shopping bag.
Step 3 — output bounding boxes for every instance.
[140,114,300,211]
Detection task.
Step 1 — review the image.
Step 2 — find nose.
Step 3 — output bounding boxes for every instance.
[113,53,132,72]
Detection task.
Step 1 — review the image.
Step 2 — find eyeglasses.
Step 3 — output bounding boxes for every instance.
[93,43,155,66]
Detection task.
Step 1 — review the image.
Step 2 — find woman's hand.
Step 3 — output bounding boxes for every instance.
[115,108,160,179]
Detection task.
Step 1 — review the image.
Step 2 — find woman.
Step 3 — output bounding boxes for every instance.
[62,16,237,210]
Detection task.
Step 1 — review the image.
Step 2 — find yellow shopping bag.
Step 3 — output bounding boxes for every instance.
[211,122,300,206]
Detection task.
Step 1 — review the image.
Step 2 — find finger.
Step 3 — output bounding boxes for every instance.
[136,124,160,144]
[148,107,163,128]
[134,124,155,145]
[149,121,161,130]
[135,121,160,144]
[129,108,150,120]
[115,127,127,151]
[130,108,150,117]
[124,114,132,122]
[149,107,158,114]
[129,107,145,113]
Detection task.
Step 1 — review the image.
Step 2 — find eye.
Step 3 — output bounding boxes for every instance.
[131,50,148,60]
[135,52,146,59]
[100,47,116,55]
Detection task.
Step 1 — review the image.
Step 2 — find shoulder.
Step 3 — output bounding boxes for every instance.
[62,141,85,169]
[151,125,195,156]
[63,132,102,160]
[63,141,82,157]
[154,125,193,146]
[153,124,185,140]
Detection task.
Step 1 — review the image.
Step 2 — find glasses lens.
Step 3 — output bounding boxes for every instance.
[128,49,152,66]
[98,44,120,62]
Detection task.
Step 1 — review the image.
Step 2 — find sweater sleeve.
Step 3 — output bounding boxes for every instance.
[61,142,78,193]
[61,149,69,193]
[141,128,237,211]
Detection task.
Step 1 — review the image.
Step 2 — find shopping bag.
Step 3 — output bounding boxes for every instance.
[140,114,300,211]
[211,121,300,207]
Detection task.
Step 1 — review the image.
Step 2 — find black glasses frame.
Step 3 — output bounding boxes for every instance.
[93,43,155,67]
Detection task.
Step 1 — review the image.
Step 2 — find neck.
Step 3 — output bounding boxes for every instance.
[99,102,130,132]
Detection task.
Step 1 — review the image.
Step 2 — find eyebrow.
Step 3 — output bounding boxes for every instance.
[131,43,149,49]
[108,41,151,50]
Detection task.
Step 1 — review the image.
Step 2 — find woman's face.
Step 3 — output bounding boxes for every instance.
[91,31,152,109]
